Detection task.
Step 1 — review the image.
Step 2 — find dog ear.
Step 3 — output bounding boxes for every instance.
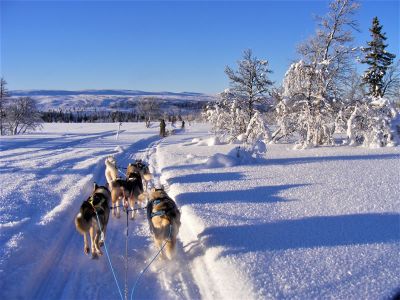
[93,182,99,190]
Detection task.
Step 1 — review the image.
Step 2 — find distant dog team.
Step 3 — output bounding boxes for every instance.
[75,156,180,260]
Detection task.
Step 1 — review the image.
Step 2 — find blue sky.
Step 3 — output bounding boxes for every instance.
[1,0,399,94]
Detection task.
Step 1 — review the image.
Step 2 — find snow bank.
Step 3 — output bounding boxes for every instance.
[205,153,237,168]
[207,136,222,146]
[205,145,266,168]
[154,123,400,300]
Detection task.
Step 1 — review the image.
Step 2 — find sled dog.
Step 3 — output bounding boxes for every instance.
[147,187,181,260]
[75,183,111,259]
[110,178,128,218]
[126,163,146,219]
[132,159,152,189]
[105,156,118,187]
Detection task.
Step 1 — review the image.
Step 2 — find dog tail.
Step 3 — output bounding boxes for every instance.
[143,173,152,181]
[75,212,91,235]
[138,191,148,202]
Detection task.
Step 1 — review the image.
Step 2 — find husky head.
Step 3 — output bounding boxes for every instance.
[131,159,152,180]
[149,185,167,200]
[92,182,111,199]
[106,156,116,166]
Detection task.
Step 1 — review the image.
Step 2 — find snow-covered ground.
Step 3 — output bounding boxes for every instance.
[1,123,399,299]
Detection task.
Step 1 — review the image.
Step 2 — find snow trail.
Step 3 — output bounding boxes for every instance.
[0,124,167,299]
[1,122,399,299]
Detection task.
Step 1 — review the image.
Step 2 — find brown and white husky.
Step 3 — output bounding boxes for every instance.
[147,187,181,260]
[75,183,111,259]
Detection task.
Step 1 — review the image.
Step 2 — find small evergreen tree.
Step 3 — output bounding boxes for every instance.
[361,17,396,98]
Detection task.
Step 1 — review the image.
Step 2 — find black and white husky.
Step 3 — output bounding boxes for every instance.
[75,183,111,259]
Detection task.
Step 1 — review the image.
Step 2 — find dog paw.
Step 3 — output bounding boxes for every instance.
[84,246,90,254]
[91,253,99,259]
[97,250,103,256]
[116,214,121,219]
[99,240,104,247]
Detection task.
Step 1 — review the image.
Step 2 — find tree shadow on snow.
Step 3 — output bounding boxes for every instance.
[175,184,308,205]
[265,153,400,166]
[198,213,400,255]
[167,172,245,184]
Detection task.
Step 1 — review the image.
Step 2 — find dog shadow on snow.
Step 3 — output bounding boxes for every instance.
[197,213,400,255]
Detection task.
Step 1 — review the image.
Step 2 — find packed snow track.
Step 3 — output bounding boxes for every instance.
[0,123,399,300]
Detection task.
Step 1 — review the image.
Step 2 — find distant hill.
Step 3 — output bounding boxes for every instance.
[9,89,217,112]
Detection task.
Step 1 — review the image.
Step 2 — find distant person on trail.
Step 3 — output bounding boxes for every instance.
[160,119,166,137]
[181,120,185,129]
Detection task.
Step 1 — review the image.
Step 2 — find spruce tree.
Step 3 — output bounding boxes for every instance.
[362,17,396,98]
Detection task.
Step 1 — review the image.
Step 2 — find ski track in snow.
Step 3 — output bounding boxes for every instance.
[1,122,399,300]
[0,123,205,300]
[0,124,188,300]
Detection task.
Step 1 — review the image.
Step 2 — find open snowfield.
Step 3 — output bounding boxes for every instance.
[1,122,399,299]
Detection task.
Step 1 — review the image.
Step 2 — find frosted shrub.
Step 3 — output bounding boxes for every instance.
[204,93,271,160]
[243,111,270,157]
[347,97,397,147]
[203,91,248,143]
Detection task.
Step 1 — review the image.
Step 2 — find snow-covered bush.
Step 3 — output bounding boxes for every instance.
[347,97,398,147]
[243,111,270,157]
[204,90,271,157]
[204,89,254,143]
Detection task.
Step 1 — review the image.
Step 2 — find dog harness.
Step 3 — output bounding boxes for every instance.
[150,199,166,218]
[88,194,107,212]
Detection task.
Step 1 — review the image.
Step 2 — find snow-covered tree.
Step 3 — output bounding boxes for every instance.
[225,49,273,122]
[381,60,400,100]
[344,17,399,147]
[6,97,42,135]
[275,0,360,148]
[204,50,273,154]
[361,17,396,98]
[0,78,8,136]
